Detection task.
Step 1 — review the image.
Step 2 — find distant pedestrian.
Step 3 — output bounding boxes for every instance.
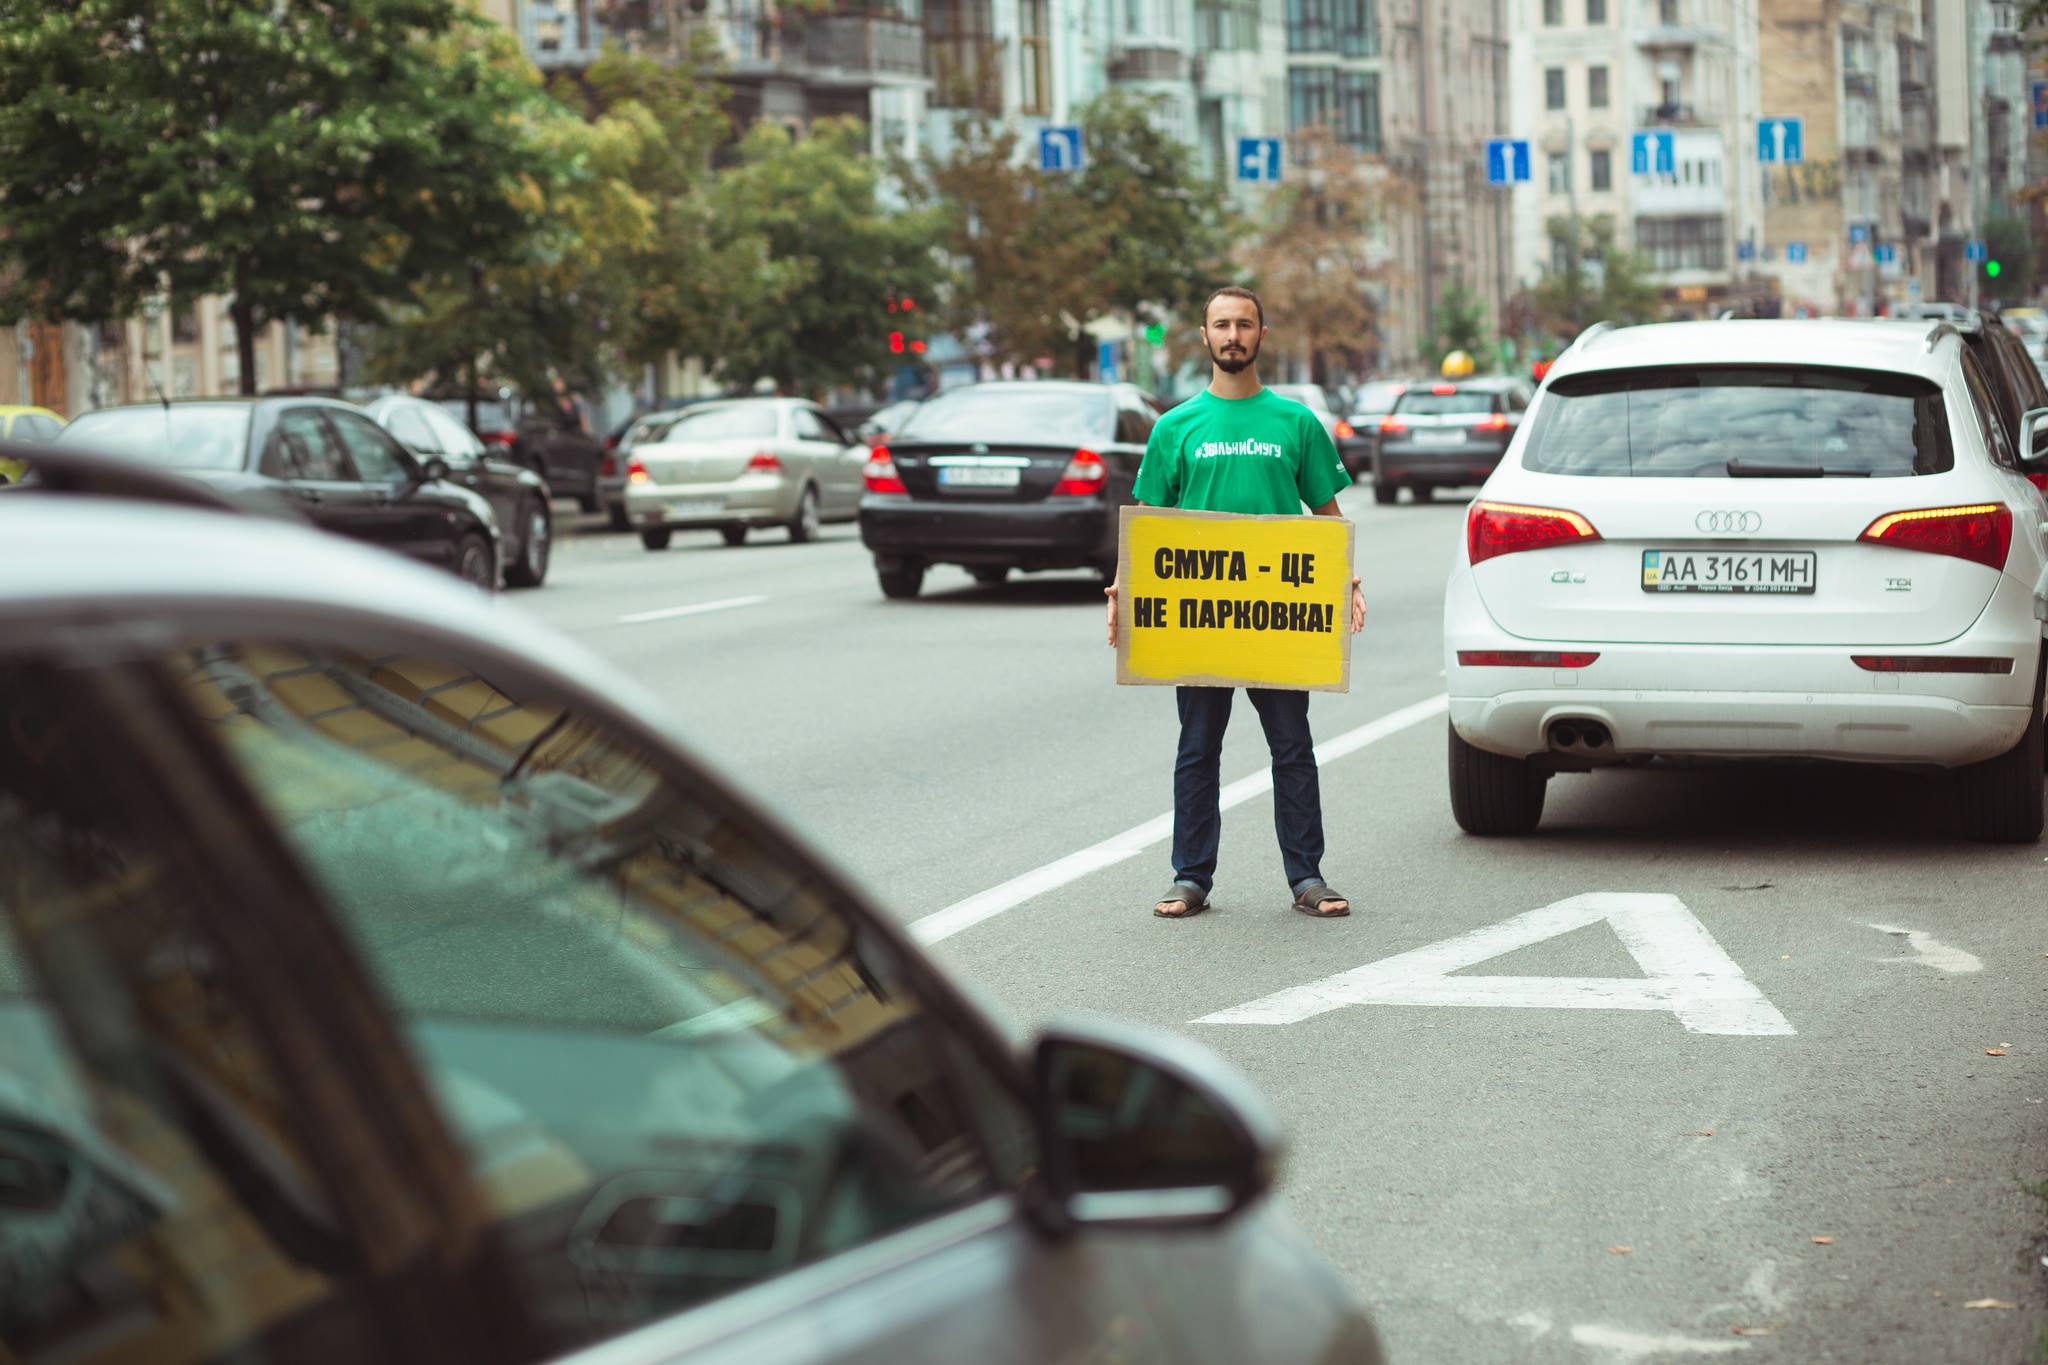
[1105,286,1367,920]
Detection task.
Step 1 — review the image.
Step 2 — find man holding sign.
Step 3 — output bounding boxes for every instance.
[1106,285,1366,920]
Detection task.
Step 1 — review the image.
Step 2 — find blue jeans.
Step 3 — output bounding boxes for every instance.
[1171,686,1325,897]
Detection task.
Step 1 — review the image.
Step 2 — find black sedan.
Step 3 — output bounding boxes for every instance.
[52,397,502,588]
[364,394,552,588]
[857,381,1157,599]
[1370,377,1530,504]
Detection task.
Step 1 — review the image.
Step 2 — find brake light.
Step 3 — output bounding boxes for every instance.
[480,430,516,448]
[1052,448,1107,496]
[1457,650,1600,668]
[628,458,648,485]
[1378,418,1408,435]
[1467,500,1600,565]
[745,451,783,474]
[600,456,617,478]
[1851,655,2013,674]
[864,445,906,494]
[1431,384,1457,395]
[1335,419,1357,439]
[1857,503,2011,571]
[1473,413,1510,432]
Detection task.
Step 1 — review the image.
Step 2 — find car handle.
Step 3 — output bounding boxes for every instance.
[294,487,323,504]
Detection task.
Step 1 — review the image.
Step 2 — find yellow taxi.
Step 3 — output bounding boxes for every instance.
[0,403,65,481]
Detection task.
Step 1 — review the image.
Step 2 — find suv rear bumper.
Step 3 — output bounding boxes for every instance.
[859,494,1115,569]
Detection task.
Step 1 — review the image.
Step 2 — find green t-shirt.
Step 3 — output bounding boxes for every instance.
[1133,387,1351,514]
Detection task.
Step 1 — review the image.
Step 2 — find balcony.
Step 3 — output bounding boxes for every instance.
[805,14,925,78]
[1637,103,1718,129]
[1843,69,1875,98]
[1897,37,1929,94]
[1901,102,1933,158]
[721,7,927,87]
[1109,43,1189,82]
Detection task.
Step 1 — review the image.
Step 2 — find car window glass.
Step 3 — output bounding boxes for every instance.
[263,408,352,481]
[1960,352,2018,470]
[382,404,440,456]
[57,404,252,471]
[0,674,382,1363]
[167,640,1001,1352]
[1115,404,1152,445]
[1521,366,1953,477]
[897,390,1116,445]
[662,405,779,441]
[815,411,852,445]
[19,414,61,441]
[1963,336,2021,443]
[421,407,486,465]
[1393,390,1493,416]
[327,412,409,483]
[792,408,828,441]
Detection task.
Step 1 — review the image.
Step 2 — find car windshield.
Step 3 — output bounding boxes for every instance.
[55,405,250,471]
[1393,390,1494,416]
[895,388,1116,444]
[1271,385,1332,412]
[1521,366,1953,477]
[646,404,780,442]
[432,399,518,433]
[1352,382,1407,412]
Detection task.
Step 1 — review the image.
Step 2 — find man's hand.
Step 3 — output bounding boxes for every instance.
[1105,582,1119,647]
[1351,575,1367,634]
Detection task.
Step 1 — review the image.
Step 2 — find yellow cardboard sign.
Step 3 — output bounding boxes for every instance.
[1115,505,1353,692]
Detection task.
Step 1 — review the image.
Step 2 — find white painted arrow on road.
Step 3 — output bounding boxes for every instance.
[1196,893,1793,1036]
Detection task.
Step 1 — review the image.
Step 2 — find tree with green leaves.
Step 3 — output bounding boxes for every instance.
[1530,215,1663,340]
[1432,280,1490,369]
[0,0,546,395]
[699,117,946,395]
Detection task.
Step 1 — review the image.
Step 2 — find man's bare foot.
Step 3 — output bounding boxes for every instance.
[1154,884,1208,918]
[1291,883,1350,918]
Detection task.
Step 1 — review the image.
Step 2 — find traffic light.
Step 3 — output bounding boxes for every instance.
[1144,323,1166,346]
[1986,259,2003,279]
[888,331,905,354]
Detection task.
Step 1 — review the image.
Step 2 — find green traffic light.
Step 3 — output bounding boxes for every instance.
[1144,324,1166,346]
[1985,260,2002,278]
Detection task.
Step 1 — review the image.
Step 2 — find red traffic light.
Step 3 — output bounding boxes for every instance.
[901,297,916,312]
[888,331,905,354]
[910,339,926,354]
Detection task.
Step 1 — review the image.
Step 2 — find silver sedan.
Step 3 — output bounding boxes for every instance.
[624,398,867,550]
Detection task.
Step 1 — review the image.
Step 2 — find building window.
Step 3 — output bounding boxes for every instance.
[1544,67,1565,110]
[1543,0,1561,24]
[1588,64,1608,108]
[1289,0,1374,55]
[1548,152,1569,193]
[927,0,998,111]
[1636,215,1726,271]
[1017,0,1049,114]
[1590,148,1612,191]
[1586,0,1605,21]
[1337,70,1381,151]
[1658,0,1678,21]
[1289,66,1334,131]
[1196,0,1260,50]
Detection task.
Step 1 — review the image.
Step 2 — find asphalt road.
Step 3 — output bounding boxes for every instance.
[525,491,2048,1363]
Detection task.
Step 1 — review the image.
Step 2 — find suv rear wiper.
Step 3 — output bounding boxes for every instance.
[1725,459,1873,478]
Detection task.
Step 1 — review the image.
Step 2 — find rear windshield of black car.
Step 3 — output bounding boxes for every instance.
[432,399,519,433]
[56,404,251,470]
[894,388,1116,446]
[1521,366,1953,477]
[1392,390,1496,416]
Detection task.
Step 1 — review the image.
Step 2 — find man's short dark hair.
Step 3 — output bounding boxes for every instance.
[1202,285,1265,329]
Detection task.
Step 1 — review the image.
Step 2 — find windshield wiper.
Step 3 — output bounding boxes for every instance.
[1725,459,1873,478]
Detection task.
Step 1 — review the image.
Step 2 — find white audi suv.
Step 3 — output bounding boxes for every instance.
[1443,318,2048,841]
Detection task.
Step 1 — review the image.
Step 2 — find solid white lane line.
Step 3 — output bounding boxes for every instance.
[908,692,1449,945]
[615,595,768,625]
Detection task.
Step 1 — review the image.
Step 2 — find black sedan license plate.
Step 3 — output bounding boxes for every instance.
[1642,549,1816,594]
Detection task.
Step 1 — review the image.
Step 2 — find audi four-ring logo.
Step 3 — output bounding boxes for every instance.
[1695,510,1763,533]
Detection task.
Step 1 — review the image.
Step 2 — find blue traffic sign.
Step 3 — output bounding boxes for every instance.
[2034,81,2048,131]
[1966,238,1987,263]
[1631,129,1675,177]
[1757,117,1804,164]
[1236,136,1282,183]
[1735,239,1755,262]
[1039,126,1084,173]
[1849,224,1870,246]
[1786,241,1808,264]
[1096,339,1118,385]
[1873,243,1897,265]
[1485,138,1531,186]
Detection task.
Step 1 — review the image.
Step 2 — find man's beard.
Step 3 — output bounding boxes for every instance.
[1205,334,1259,375]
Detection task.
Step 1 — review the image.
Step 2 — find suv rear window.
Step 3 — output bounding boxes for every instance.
[1392,390,1495,416]
[1521,366,1953,478]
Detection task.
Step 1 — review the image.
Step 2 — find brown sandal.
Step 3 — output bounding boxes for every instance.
[1291,882,1350,918]
[1154,883,1209,918]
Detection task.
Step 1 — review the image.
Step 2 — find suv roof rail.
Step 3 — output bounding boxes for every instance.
[1563,321,1616,356]
[1924,321,1959,353]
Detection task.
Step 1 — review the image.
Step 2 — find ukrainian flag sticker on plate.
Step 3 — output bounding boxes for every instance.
[1641,550,1661,587]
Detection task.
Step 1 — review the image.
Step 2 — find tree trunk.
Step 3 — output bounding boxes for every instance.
[464,353,479,433]
[1072,326,1092,381]
[231,294,260,397]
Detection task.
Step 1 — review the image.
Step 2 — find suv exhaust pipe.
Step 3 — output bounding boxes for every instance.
[1547,718,1612,755]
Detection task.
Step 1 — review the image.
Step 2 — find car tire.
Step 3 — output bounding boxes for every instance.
[1448,722,1547,835]
[878,560,925,599]
[640,528,672,551]
[503,498,551,588]
[787,486,819,544]
[971,566,1009,585]
[1957,656,2045,843]
[456,533,497,592]
[607,502,631,533]
[721,525,749,547]
[1373,481,1399,505]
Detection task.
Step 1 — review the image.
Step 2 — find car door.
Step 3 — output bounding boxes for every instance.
[792,406,860,517]
[26,616,1186,1365]
[326,407,466,572]
[260,404,382,538]
[418,402,522,530]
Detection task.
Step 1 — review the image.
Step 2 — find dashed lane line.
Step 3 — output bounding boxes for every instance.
[614,595,769,625]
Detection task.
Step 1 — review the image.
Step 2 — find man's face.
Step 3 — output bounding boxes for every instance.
[1201,299,1266,375]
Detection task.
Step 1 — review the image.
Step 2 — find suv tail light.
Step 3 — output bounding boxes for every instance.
[864,445,906,494]
[745,451,783,474]
[1335,419,1357,439]
[1467,501,1600,565]
[628,458,649,485]
[480,430,516,448]
[1052,449,1106,496]
[1473,413,1510,432]
[1858,503,2011,571]
[1378,418,1408,436]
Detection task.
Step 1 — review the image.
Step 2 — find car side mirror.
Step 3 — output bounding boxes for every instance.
[417,456,450,485]
[1029,1018,1280,1232]
[2020,407,2048,469]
